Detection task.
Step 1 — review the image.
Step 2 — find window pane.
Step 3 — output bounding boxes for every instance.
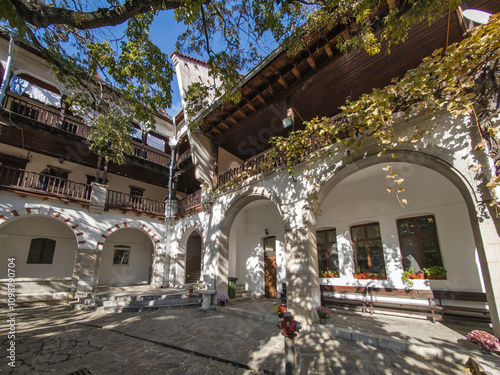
[316,232,326,244]
[353,242,369,273]
[417,217,436,234]
[27,238,55,264]
[329,242,339,271]
[351,227,365,241]
[398,220,415,236]
[264,237,276,252]
[368,239,385,272]
[422,237,440,267]
[113,249,130,265]
[366,224,380,238]
[327,229,337,243]
[400,236,421,270]
[318,247,329,271]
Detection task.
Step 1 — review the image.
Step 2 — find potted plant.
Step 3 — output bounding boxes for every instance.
[402,268,415,288]
[216,294,230,306]
[423,266,447,279]
[354,270,386,279]
[274,304,287,318]
[315,306,333,324]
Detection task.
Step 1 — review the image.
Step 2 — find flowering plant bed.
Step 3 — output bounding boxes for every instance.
[315,306,333,320]
[466,330,500,352]
[320,270,339,278]
[216,294,230,304]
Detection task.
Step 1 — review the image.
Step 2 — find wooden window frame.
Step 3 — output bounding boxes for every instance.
[350,222,384,273]
[316,228,337,272]
[397,215,443,271]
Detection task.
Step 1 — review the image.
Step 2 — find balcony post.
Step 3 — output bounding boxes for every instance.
[89,182,107,213]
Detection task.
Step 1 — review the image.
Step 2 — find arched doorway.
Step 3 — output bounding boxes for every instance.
[226,198,285,298]
[185,231,202,283]
[98,228,154,286]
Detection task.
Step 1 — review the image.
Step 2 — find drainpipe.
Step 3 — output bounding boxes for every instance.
[162,116,178,287]
[0,33,16,105]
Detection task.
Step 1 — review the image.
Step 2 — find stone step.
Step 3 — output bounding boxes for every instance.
[73,300,202,313]
[91,293,185,302]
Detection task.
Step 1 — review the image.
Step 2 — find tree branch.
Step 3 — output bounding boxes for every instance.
[10,0,183,29]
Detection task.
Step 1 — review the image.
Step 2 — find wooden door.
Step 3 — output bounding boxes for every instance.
[265,255,277,298]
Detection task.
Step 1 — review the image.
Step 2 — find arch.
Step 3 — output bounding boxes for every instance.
[313,150,478,214]
[96,222,162,253]
[214,188,287,296]
[0,206,85,248]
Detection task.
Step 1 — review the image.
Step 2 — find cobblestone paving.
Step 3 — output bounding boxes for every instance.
[0,305,471,374]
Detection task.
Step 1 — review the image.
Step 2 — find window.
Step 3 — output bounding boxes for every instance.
[27,238,56,264]
[263,236,276,253]
[316,229,338,272]
[113,246,130,265]
[351,223,385,273]
[397,215,442,271]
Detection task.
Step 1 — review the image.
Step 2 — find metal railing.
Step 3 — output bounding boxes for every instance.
[0,166,91,201]
[106,189,166,216]
[176,190,202,217]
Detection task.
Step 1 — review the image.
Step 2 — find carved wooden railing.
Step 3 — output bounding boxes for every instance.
[213,135,330,190]
[0,166,91,201]
[3,92,90,138]
[106,189,166,216]
[176,190,202,217]
[3,92,171,167]
[131,142,170,166]
[176,149,192,166]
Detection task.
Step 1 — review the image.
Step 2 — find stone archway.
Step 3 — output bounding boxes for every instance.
[312,150,500,336]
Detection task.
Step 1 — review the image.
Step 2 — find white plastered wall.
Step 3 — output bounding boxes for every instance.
[228,200,285,296]
[98,228,154,285]
[316,162,484,292]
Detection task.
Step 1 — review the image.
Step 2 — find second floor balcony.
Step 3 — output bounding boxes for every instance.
[0,165,166,218]
[2,92,172,167]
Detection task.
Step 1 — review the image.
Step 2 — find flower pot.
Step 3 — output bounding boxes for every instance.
[278,313,284,318]
[220,302,225,307]
[427,275,446,279]
[407,274,425,279]
[354,274,386,279]
[320,318,326,324]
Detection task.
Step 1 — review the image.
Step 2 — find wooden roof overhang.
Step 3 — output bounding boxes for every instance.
[196,0,476,160]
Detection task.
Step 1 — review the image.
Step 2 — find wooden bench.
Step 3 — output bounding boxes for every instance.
[321,285,443,322]
[320,286,490,323]
[432,290,489,322]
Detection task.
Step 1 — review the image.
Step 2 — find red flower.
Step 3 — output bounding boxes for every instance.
[363,272,366,275]
[371,276,376,279]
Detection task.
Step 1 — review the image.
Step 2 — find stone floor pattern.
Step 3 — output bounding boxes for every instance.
[2,303,494,374]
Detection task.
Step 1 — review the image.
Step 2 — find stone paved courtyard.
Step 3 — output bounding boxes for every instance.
[0,303,483,374]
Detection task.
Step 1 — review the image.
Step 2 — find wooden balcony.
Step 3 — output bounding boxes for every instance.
[106,189,166,217]
[0,166,91,202]
[3,92,90,138]
[2,92,171,167]
[176,190,202,217]
[213,135,328,190]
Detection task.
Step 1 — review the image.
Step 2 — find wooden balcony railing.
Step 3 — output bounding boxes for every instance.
[131,142,170,166]
[3,92,171,167]
[176,149,192,165]
[0,166,91,201]
[106,189,166,216]
[3,92,90,138]
[176,190,202,217]
[213,135,330,190]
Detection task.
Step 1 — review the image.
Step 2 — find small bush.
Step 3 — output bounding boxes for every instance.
[466,330,500,352]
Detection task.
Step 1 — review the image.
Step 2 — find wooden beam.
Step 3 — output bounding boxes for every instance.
[307,56,317,70]
[219,121,230,130]
[278,77,288,89]
[291,66,302,80]
[256,94,266,105]
[235,109,247,119]
[245,101,257,112]
[226,116,239,125]
[324,44,334,59]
